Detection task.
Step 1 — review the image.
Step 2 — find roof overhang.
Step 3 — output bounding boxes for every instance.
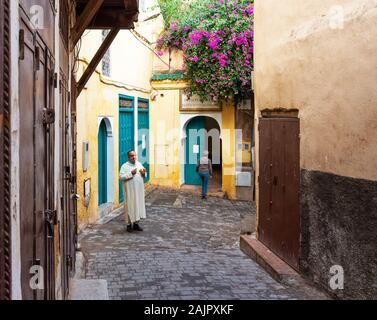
[75,0,139,29]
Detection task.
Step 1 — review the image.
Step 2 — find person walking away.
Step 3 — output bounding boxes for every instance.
[196,150,213,200]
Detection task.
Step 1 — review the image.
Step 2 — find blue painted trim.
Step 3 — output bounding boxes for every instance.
[119,94,135,110]
[118,94,135,203]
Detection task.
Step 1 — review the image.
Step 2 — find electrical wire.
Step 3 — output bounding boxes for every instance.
[129,30,170,69]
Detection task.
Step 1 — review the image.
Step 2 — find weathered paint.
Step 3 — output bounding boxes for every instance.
[254,0,377,298]
[254,0,377,181]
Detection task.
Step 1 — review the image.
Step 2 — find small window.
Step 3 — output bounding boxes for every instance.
[102,30,111,77]
[120,97,134,109]
[138,100,149,110]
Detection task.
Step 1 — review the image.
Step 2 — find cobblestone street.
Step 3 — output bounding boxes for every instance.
[79,187,315,300]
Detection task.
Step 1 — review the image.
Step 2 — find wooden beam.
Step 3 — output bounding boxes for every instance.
[78,10,138,29]
[76,28,120,97]
[124,0,139,11]
[71,0,104,50]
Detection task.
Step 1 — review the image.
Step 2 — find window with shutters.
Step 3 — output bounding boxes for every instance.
[102,30,111,77]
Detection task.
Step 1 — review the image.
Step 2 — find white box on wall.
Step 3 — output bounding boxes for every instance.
[236,172,252,187]
[83,141,89,172]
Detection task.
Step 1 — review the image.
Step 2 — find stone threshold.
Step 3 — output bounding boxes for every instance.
[240,234,331,300]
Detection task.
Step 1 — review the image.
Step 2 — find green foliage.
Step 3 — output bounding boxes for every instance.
[157,0,254,103]
[158,0,212,28]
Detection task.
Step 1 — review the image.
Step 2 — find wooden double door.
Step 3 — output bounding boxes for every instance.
[258,117,300,270]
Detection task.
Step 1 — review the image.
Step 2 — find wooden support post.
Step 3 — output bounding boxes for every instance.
[71,0,104,51]
[76,27,120,97]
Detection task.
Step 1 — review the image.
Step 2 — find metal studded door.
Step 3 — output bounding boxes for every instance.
[19,7,56,299]
[258,117,300,270]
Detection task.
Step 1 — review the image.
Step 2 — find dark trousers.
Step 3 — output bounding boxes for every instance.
[199,172,209,197]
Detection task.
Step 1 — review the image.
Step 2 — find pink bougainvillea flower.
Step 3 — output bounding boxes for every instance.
[190,56,199,62]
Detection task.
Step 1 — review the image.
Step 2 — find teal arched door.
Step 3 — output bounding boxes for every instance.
[185,117,206,185]
[98,120,108,205]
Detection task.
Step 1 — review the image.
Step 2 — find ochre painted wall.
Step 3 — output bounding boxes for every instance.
[149,80,237,199]
[254,0,377,182]
[149,81,186,188]
[76,63,151,230]
[222,102,237,200]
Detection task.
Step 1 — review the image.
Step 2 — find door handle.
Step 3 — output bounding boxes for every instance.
[273,176,278,186]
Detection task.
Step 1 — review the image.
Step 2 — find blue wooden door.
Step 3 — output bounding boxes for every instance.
[138,99,150,183]
[119,97,135,203]
[98,120,107,205]
[185,117,206,185]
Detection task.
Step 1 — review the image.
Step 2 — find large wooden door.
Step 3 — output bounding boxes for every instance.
[185,117,206,185]
[98,120,108,205]
[258,117,300,270]
[138,99,150,183]
[19,6,56,299]
[119,96,135,203]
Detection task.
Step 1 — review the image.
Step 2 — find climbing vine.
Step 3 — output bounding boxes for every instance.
[157,0,254,103]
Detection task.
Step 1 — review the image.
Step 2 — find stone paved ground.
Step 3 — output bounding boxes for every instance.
[79,187,316,300]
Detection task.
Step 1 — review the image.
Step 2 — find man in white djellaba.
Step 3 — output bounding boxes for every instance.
[119,150,147,233]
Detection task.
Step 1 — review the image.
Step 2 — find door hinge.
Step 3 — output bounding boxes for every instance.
[19,29,25,60]
[53,73,58,89]
[35,46,40,71]
[42,108,55,125]
[66,255,72,268]
[32,259,41,266]
[45,209,58,226]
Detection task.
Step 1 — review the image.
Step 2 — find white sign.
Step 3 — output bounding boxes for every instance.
[193,145,199,154]
[181,93,221,111]
[142,135,146,150]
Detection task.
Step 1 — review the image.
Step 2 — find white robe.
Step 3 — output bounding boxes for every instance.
[119,161,147,224]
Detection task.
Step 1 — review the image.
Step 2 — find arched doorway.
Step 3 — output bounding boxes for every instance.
[98,119,108,205]
[184,116,222,189]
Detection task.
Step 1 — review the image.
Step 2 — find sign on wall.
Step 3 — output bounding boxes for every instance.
[180,91,222,112]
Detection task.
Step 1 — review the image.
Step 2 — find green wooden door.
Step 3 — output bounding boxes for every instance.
[119,96,135,203]
[98,120,107,205]
[185,117,206,185]
[138,99,150,183]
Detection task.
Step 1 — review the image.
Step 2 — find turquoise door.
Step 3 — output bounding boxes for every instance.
[138,99,150,183]
[119,96,135,203]
[98,120,107,205]
[185,117,206,185]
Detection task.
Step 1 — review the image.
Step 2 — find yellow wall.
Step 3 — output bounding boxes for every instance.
[221,102,236,200]
[150,80,237,199]
[149,81,185,188]
[76,63,152,230]
[76,7,163,230]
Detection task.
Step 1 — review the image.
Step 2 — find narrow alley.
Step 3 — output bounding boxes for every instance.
[78,188,324,300]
